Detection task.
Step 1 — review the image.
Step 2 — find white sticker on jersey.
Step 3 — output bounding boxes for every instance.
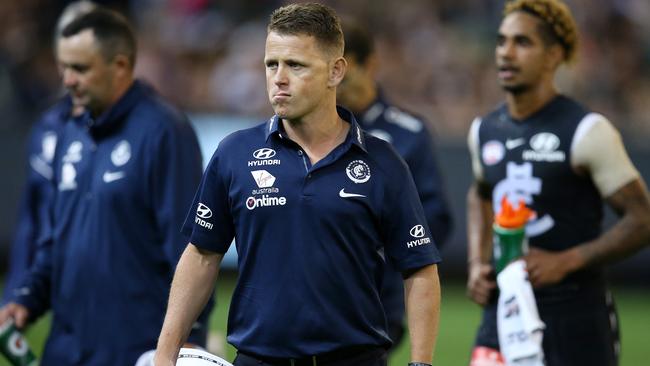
[482,140,505,166]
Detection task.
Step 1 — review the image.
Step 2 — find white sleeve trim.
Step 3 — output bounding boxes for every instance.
[468,117,483,181]
[571,113,639,197]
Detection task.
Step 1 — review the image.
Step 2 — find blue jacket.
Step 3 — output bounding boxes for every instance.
[2,98,69,305]
[353,93,452,329]
[14,81,210,365]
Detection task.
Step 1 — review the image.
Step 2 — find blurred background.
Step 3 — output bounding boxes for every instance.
[0,0,648,364]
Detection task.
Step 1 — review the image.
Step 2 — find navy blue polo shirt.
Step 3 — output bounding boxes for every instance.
[15,81,210,365]
[2,97,70,305]
[182,107,440,357]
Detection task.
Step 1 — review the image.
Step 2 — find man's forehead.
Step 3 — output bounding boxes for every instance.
[264,32,321,57]
[499,12,540,37]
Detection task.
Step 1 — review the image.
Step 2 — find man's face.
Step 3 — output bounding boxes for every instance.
[57,29,116,115]
[336,55,370,112]
[264,31,332,120]
[496,12,551,94]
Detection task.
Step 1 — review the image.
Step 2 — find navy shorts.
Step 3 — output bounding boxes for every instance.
[474,286,619,366]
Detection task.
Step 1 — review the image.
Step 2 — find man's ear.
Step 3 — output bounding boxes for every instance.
[328,56,347,88]
[112,54,132,77]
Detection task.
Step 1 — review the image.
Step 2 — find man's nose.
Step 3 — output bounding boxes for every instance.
[274,65,288,85]
[62,69,77,88]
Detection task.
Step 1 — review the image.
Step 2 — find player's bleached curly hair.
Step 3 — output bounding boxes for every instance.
[504,0,578,63]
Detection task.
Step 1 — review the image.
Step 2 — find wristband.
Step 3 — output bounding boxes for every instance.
[408,363,432,366]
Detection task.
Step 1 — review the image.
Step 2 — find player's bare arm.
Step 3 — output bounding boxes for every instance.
[155,244,223,366]
[526,180,650,287]
[404,263,440,365]
[466,184,497,306]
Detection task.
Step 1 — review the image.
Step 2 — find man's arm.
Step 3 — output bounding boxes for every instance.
[525,115,650,287]
[155,244,223,366]
[466,184,496,306]
[525,179,650,286]
[404,264,440,364]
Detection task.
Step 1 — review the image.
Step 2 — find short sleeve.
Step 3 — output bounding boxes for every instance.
[181,147,235,253]
[380,158,441,272]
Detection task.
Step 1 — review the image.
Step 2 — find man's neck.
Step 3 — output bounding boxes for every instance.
[90,78,135,118]
[505,83,558,120]
[282,104,349,165]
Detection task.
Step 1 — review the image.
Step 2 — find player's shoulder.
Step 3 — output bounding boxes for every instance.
[132,84,187,127]
[477,102,508,126]
[377,103,427,135]
[36,96,73,129]
[214,119,270,154]
[363,132,409,173]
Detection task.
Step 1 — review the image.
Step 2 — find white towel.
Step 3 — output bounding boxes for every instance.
[496,260,546,366]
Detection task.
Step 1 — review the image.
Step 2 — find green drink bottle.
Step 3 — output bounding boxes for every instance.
[0,319,38,366]
[493,196,533,274]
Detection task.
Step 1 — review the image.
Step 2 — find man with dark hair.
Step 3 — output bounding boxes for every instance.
[1,0,97,307]
[155,3,441,366]
[0,7,211,365]
[337,20,452,352]
[466,1,650,365]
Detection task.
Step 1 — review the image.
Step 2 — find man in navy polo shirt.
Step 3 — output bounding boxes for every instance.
[155,3,441,366]
[0,8,210,365]
[1,0,97,306]
[337,20,452,352]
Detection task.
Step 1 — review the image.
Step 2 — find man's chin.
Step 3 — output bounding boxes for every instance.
[500,82,529,95]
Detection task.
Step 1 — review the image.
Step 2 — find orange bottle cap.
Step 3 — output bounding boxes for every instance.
[495,196,533,228]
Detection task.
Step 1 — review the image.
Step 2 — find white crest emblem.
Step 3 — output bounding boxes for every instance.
[111,140,131,167]
[346,160,371,184]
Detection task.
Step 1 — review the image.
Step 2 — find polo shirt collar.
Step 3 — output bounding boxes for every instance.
[265,105,367,153]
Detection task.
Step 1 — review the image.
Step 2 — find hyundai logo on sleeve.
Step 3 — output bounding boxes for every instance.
[195,203,213,230]
[410,225,425,238]
[407,224,431,248]
[196,203,213,219]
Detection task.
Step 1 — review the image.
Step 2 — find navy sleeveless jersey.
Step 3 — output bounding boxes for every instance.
[475,96,603,285]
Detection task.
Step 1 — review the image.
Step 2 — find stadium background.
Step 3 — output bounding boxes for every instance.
[0,0,648,364]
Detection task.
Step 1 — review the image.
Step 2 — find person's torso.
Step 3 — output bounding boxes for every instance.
[477,96,604,286]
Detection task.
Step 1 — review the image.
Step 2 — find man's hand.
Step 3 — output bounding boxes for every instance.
[467,262,496,306]
[524,247,579,287]
[0,302,30,328]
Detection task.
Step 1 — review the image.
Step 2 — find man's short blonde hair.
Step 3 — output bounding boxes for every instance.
[267,3,344,57]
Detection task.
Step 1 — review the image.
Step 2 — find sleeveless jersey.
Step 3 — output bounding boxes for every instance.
[475,95,603,286]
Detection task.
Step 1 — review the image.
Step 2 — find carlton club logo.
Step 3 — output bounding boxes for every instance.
[346,160,371,184]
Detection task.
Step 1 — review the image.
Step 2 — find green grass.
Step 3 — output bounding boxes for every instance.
[2,276,649,365]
